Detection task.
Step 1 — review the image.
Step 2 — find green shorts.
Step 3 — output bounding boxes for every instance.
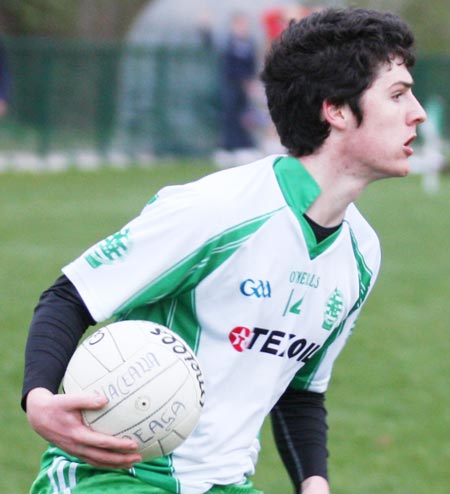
[30,448,264,494]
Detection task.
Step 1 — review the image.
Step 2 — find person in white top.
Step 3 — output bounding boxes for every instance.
[23,8,426,494]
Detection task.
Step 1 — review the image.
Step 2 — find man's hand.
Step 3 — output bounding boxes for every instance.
[26,387,142,469]
[301,476,330,494]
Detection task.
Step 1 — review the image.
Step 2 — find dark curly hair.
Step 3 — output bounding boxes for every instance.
[261,8,416,157]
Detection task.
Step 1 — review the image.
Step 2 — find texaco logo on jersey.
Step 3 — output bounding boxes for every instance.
[228,326,321,363]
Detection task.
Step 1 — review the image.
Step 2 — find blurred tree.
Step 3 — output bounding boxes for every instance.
[75,0,149,40]
[0,0,447,50]
[401,0,450,54]
[0,0,150,39]
[348,0,450,54]
[0,0,78,36]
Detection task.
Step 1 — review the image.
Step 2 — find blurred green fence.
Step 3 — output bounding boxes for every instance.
[0,37,449,169]
[0,37,220,166]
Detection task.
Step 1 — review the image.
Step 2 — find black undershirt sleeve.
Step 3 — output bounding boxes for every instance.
[21,274,95,411]
[271,386,329,491]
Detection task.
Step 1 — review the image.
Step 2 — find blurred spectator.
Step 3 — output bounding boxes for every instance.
[215,12,259,166]
[0,37,10,118]
[258,5,323,154]
[262,4,322,48]
[197,9,214,48]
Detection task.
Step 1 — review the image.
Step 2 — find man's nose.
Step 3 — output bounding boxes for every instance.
[410,95,427,125]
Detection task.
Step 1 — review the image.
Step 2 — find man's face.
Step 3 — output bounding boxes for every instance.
[346,57,426,181]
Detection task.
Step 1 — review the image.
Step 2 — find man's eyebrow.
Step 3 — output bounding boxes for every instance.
[391,80,414,89]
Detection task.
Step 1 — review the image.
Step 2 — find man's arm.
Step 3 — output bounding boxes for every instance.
[23,275,141,468]
[301,476,330,494]
[22,275,94,407]
[271,388,330,494]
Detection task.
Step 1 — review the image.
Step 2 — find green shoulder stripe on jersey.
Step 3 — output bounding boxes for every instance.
[273,156,321,217]
[168,290,202,353]
[289,228,374,390]
[274,156,342,259]
[347,224,373,312]
[114,210,281,318]
[117,291,201,355]
[289,316,348,391]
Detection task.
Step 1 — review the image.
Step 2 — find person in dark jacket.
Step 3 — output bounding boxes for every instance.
[218,12,258,154]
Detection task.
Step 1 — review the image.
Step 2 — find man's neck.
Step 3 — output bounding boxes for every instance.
[297,152,368,227]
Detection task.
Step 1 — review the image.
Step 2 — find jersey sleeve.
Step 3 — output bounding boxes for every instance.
[62,184,224,322]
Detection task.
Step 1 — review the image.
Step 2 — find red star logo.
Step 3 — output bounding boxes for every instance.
[229,326,251,352]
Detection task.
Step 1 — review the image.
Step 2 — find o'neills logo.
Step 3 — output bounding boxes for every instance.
[228,326,321,363]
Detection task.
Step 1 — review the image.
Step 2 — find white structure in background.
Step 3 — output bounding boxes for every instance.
[411,96,447,194]
[128,0,303,46]
[115,0,336,161]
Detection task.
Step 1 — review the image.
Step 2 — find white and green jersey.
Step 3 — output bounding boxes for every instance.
[62,155,381,494]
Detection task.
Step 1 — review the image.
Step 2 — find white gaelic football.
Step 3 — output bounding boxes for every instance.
[63,320,205,460]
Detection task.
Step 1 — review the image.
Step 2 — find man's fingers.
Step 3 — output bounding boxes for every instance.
[80,428,139,452]
[26,388,142,469]
[60,429,142,468]
[60,392,108,411]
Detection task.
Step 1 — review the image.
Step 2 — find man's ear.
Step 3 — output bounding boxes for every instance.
[321,99,351,130]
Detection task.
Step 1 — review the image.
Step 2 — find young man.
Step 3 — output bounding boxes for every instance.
[22,8,426,494]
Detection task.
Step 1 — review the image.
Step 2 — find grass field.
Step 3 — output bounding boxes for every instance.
[1,161,449,493]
